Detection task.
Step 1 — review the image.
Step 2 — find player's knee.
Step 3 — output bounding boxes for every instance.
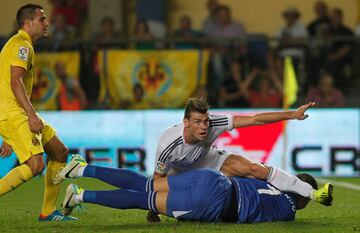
[249,163,268,180]
[26,155,45,176]
[35,159,45,175]
[62,146,69,158]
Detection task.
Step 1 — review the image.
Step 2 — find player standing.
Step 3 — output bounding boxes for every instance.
[0,4,77,221]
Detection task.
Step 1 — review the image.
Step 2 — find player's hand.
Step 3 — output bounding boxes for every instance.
[28,113,44,134]
[0,141,13,158]
[146,211,161,223]
[292,102,315,120]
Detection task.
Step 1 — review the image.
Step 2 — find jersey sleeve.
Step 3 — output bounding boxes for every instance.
[209,114,234,133]
[9,43,32,70]
[154,142,171,175]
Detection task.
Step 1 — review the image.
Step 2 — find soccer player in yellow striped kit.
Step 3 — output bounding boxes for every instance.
[0,4,77,221]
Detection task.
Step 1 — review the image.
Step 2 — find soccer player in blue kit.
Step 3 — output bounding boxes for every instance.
[54,155,326,223]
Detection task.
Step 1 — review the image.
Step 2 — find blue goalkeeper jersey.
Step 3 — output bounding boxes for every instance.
[230,177,296,223]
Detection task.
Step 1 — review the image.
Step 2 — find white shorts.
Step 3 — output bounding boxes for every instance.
[168,146,231,176]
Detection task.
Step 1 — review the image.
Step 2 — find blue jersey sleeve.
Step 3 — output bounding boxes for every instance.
[230,177,296,223]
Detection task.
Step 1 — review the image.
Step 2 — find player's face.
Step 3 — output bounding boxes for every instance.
[186,112,210,142]
[29,9,49,40]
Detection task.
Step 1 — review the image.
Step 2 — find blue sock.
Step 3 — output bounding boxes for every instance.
[83,165,154,191]
[83,189,158,213]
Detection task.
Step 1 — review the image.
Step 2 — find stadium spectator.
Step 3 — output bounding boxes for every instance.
[47,14,76,51]
[128,83,153,109]
[55,155,326,223]
[203,4,247,105]
[173,15,202,49]
[306,1,331,88]
[241,67,282,108]
[306,73,345,107]
[55,61,87,110]
[48,0,88,29]
[202,0,220,35]
[133,20,154,50]
[136,0,166,48]
[0,4,77,221]
[93,17,122,48]
[323,7,354,91]
[276,6,307,91]
[218,59,249,108]
[277,6,308,45]
[307,1,331,37]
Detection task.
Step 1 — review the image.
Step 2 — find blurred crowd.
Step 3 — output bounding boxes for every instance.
[2,0,360,110]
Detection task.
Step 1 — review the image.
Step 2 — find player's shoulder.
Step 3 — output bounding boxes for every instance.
[209,114,231,127]
[158,123,183,146]
[8,34,32,48]
[3,35,33,56]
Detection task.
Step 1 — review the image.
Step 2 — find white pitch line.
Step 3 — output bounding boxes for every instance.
[317,178,360,191]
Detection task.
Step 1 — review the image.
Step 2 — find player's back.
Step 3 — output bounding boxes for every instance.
[230,177,296,223]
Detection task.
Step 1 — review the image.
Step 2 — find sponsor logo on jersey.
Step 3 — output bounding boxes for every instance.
[18,47,30,61]
[32,138,40,146]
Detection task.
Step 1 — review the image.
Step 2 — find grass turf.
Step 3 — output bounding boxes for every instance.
[0,177,359,233]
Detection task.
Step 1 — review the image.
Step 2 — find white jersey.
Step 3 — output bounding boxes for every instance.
[154,114,233,175]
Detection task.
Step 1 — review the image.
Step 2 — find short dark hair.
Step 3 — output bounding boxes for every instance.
[297,173,318,190]
[291,173,318,209]
[16,4,43,28]
[184,98,209,119]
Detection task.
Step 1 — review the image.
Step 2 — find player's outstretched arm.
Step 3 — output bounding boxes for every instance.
[232,102,315,128]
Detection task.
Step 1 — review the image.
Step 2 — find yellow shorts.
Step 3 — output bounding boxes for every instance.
[0,110,56,164]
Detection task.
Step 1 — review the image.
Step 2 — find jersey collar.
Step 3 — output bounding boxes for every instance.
[18,29,33,45]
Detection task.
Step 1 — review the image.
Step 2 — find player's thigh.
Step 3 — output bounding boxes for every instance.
[220,154,269,178]
[3,112,44,164]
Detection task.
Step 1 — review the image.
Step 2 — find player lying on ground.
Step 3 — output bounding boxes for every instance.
[148,98,332,222]
[54,155,332,223]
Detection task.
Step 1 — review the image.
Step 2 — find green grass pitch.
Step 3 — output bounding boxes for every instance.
[0,176,359,233]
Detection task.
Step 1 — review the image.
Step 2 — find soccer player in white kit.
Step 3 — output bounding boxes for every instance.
[147,98,332,222]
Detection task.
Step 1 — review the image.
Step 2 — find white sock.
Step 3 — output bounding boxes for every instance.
[267,166,314,198]
[76,166,87,177]
[74,189,84,203]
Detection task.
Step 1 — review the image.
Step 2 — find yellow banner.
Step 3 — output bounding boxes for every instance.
[98,50,209,109]
[31,52,80,110]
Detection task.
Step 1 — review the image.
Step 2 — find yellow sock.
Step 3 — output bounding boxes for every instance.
[0,164,33,196]
[41,161,66,216]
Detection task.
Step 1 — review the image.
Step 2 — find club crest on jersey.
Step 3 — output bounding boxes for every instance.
[32,138,40,146]
[156,162,166,172]
[18,47,29,61]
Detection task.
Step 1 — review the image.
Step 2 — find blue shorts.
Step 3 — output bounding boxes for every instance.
[166,169,232,222]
